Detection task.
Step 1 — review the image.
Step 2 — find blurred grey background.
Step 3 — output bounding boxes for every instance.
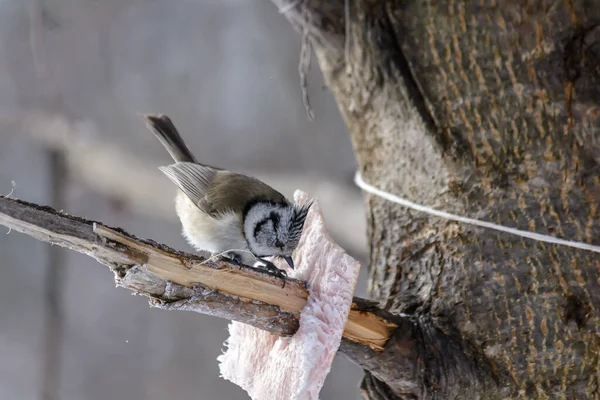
[0,1,369,399]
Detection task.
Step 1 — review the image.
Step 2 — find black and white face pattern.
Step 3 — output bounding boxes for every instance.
[243,200,312,258]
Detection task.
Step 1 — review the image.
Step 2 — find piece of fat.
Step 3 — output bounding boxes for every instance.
[218,190,361,400]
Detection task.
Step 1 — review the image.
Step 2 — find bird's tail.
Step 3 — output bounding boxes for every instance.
[139,114,196,163]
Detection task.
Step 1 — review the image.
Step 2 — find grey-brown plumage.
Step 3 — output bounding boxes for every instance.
[161,161,288,218]
[140,114,312,285]
[143,114,197,163]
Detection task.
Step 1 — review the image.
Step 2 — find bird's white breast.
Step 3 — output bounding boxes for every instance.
[174,192,249,255]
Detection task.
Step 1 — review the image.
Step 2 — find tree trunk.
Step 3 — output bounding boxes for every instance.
[275,1,600,399]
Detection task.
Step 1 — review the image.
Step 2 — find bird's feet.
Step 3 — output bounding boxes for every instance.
[215,252,287,288]
[255,258,287,289]
[217,251,245,268]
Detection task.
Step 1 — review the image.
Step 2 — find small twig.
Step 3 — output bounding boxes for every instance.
[344,0,352,75]
[299,10,315,121]
[3,181,16,198]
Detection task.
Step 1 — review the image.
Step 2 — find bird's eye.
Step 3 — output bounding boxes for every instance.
[275,240,284,249]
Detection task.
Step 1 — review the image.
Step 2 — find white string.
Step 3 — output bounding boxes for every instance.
[354,171,600,254]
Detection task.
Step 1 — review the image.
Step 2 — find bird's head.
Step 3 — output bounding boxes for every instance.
[243,200,312,269]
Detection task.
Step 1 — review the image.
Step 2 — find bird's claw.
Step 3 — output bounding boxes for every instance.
[257,258,287,289]
[217,253,287,288]
[217,252,244,269]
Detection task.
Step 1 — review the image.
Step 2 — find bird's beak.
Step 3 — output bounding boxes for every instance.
[283,256,294,270]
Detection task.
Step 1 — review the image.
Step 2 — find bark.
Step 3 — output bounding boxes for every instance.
[274,1,600,399]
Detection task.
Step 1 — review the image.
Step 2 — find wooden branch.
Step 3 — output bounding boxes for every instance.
[0,195,396,350]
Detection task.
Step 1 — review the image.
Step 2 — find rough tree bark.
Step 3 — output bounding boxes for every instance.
[274,1,600,399]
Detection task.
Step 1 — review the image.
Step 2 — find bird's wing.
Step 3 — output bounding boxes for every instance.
[160,162,287,217]
[159,162,217,214]
[205,171,288,216]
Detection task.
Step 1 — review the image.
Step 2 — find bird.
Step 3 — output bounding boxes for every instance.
[139,113,312,287]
